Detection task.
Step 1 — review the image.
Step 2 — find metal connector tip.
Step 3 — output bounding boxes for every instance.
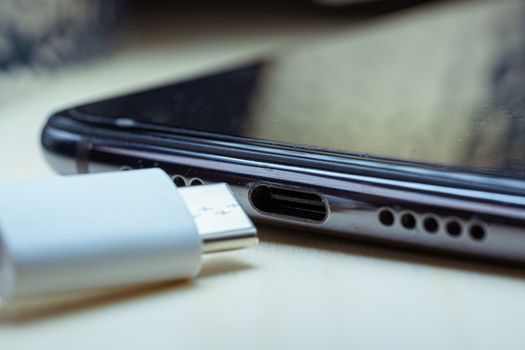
[178,183,258,253]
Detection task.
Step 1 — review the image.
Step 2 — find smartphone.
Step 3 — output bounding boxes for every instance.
[42,1,525,263]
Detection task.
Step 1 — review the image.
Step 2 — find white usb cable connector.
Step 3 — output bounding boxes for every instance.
[0,168,257,300]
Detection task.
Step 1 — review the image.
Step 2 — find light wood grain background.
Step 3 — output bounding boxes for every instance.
[1,1,525,349]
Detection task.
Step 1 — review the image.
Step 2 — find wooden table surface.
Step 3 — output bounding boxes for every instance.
[1,1,525,349]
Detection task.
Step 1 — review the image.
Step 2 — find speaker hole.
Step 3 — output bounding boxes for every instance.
[172,175,186,187]
[423,217,439,234]
[446,220,462,237]
[378,209,395,226]
[401,213,416,230]
[190,178,204,186]
[470,224,486,241]
[120,165,132,171]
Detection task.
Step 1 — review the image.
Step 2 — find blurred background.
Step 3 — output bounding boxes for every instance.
[1,0,524,179]
[0,0,436,102]
[2,3,525,350]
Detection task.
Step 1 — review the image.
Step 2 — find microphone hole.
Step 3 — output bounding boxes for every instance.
[190,178,204,186]
[423,217,439,233]
[172,175,187,187]
[470,224,486,241]
[378,209,395,226]
[401,213,416,230]
[446,220,462,237]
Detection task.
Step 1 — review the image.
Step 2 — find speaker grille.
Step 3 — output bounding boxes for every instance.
[377,207,487,242]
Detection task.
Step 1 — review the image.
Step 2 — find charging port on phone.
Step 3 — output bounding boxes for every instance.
[249,184,328,223]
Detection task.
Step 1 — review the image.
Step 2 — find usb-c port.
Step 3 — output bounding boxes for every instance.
[249,184,328,223]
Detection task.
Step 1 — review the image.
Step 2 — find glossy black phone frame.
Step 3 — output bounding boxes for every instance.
[42,109,525,263]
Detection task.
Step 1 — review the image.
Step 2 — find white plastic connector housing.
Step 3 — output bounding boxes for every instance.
[0,168,256,299]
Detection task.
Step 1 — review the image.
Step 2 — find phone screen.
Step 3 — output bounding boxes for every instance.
[78,1,525,179]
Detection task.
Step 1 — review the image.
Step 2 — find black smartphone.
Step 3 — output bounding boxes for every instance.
[42,1,525,263]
